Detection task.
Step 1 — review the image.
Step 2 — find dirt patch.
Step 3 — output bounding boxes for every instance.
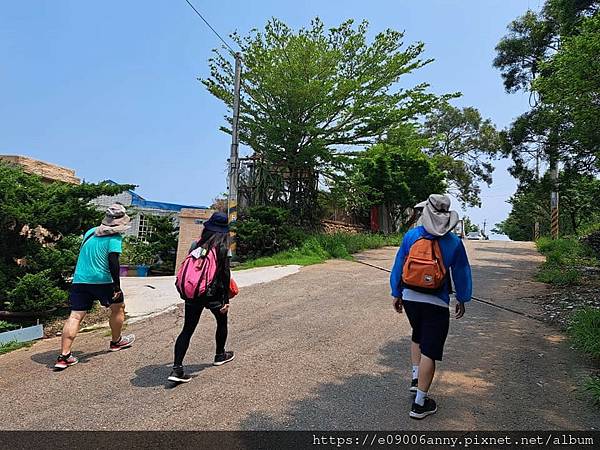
[531,273,600,328]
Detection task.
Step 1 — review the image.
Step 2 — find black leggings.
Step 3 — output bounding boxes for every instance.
[174,301,228,367]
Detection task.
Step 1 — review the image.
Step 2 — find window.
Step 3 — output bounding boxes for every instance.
[137,214,153,240]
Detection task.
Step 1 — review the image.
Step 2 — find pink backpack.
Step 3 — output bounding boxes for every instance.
[175,246,219,300]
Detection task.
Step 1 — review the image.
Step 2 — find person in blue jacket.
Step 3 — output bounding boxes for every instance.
[390,194,472,420]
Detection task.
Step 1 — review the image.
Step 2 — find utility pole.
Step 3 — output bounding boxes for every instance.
[534,150,540,240]
[550,164,559,239]
[482,219,487,238]
[227,52,242,253]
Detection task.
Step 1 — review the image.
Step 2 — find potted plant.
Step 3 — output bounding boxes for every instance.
[122,237,155,277]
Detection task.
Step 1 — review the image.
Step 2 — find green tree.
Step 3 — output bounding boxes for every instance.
[495,1,600,178]
[146,215,179,274]
[0,161,133,311]
[534,14,600,172]
[421,103,501,207]
[204,18,452,224]
[493,170,600,240]
[333,132,446,231]
[462,217,480,234]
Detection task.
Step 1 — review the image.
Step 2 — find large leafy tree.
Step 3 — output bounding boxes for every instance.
[494,0,600,178]
[534,14,600,172]
[421,103,501,207]
[0,161,133,311]
[203,18,451,224]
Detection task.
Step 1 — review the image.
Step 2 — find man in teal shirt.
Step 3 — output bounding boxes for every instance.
[55,204,136,370]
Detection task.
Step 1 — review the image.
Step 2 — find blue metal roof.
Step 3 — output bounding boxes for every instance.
[106,180,208,212]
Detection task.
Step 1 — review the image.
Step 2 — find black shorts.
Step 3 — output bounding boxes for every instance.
[69,283,123,312]
[403,300,450,361]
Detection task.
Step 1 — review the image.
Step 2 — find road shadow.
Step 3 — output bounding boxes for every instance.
[131,363,212,389]
[238,309,599,431]
[472,244,539,258]
[31,349,109,369]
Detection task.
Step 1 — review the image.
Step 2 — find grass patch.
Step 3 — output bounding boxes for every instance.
[535,237,597,286]
[0,340,34,355]
[567,307,600,359]
[536,266,581,285]
[235,232,402,270]
[584,375,600,406]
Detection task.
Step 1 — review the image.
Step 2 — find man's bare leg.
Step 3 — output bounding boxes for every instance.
[109,303,125,342]
[418,354,435,392]
[411,341,421,367]
[60,310,87,355]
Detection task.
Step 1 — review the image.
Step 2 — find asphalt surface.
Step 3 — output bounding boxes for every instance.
[0,241,598,430]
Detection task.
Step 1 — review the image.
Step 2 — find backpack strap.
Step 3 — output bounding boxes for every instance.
[80,232,95,249]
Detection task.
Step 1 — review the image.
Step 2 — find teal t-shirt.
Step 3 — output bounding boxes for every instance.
[72,228,123,284]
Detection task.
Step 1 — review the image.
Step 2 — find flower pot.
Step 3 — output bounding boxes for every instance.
[135,265,150,277]
[119,265,129,277]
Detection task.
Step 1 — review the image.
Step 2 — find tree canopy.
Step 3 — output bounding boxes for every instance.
[0,161,133,312]
[422,103,501,207]
[204,17,452,224]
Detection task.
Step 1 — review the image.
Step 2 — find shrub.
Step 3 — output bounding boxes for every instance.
[0,320,19,332]
[6,270,68,312]
[568,308,600,359]
[122,237,155,266]
[236,206,307,261]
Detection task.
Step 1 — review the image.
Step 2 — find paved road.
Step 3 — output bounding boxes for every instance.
[1,241,598,430]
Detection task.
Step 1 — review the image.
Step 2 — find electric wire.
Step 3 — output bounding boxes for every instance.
[184,0,237,54]
[354,259,545,322]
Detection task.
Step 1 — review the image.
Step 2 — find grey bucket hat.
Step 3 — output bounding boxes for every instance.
[415,194,459,237]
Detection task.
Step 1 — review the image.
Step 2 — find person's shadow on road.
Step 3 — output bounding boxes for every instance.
[131,363,212,389]
[31,349,109,369]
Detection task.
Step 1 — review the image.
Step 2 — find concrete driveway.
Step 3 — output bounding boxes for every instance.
[0,241,597,430]
[122,265,301,322]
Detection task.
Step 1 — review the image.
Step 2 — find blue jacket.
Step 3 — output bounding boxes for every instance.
[390,226,472,304]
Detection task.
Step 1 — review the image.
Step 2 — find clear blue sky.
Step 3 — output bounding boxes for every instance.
[1,0,539,237]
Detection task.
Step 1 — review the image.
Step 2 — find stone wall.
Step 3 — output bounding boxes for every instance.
[175,208,215,269]
[0,155,80,184]
[321,219,367,234]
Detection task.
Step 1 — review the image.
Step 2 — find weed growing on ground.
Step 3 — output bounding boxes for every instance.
[0,340,33,355]
[568,308,600,359]
[584,375,600,406]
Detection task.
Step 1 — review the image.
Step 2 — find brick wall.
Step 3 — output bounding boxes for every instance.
[0,155,81,184]
[175,208,214,269]
[321,219,367,234]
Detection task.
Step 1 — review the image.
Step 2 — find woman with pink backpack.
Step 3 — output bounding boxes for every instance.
[169,212,235,383]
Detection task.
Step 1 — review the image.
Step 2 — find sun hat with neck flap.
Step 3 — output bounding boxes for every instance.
[95,203,132,237]
[415,194,459,237]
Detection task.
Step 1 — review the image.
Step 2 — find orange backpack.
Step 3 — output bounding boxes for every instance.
[402,238,447,293]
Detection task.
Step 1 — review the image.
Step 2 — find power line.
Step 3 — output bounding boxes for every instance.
[184,0,236,54]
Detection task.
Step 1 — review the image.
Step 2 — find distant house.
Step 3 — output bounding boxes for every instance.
[91,182,208,239]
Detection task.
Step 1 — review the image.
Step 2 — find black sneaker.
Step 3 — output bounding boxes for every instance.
[213,351,235,366]
[167,367,191,383]
[410,378,418,393]
[410,397,437,419]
